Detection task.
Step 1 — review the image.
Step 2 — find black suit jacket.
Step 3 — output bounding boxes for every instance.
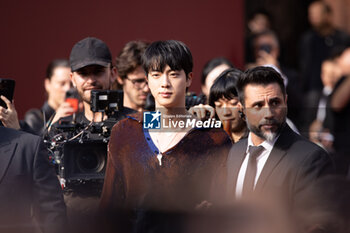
[225,125,334,207]
[0,127,67,233]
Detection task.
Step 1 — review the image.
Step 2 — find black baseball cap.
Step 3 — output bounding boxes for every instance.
[69,37,112,72]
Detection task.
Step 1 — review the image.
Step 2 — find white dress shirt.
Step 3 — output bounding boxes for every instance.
[235,133,279,198]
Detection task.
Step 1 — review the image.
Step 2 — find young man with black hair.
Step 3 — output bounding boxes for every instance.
[100,40,231,232]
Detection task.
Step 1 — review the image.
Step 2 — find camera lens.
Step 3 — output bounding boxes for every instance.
[76,151,105,173]
[63,141,107,181]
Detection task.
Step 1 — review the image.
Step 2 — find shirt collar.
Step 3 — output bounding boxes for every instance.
[246,132,279,154]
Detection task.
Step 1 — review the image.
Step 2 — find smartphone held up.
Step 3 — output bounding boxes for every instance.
[0,78,15,109]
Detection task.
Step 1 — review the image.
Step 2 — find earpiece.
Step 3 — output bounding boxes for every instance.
[239,110,245,119]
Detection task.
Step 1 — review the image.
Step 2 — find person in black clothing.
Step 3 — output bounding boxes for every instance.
[299,0,350,95]
[49,37,137,233]
[245,8,273,64]
[24,59,72,135]
[246,30,303,130]
[51,38,137,129]
[0,126,67,233]
[325,47,350,175]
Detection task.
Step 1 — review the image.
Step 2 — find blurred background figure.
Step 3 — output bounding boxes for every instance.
[294,176,350,233]
[185,198,292,233]
[209,68,248,143]
[308,55,342,152]
[246,30,302,130]
[299,0,350,97]
[325,46,350,175]
[201,57,234,100]
[115,40,150,112]
[24,59,73,135]
[245,8,273,65]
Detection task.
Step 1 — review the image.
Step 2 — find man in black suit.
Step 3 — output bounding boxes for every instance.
[225,66,334,208]
[0,126,67,233]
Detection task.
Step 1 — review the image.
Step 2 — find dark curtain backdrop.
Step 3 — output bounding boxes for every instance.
[245,0,313,69]
[0,0,244,118]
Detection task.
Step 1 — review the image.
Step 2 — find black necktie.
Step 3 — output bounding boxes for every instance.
[242,145,264,196]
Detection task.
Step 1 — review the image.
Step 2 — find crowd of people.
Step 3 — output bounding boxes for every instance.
[1,0,350,232]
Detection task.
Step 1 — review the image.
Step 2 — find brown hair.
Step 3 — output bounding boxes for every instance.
[116,40,149,79]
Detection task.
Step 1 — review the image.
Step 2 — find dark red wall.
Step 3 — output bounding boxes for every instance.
[0,0,244,118]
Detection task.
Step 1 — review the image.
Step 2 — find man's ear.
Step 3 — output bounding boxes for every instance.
[44,78,50,93]
[284,94,288,105]
[201,85,208,97]
[238,102,246,119]
[116,76,124,85]
[70,72,76,87]
[238,101,243,110]
[110,67,117,84]
[186,72,193,88]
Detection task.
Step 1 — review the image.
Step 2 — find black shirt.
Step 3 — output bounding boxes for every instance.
[326,77,350,154]
[24,101,55,135]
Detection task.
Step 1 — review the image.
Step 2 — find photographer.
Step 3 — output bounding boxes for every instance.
[246,30,302,130]
[50,37,135,134]
[25,59,72,135]
[49,37,133,232]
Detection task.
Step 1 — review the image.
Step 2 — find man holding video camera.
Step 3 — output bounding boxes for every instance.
[51,37,137,132]
[49,37,134,232]
[59,37,117,126]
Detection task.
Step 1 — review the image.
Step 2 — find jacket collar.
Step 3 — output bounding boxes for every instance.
[0,127,18,182]
[227,124,297,198]
[255,124,296,191]
[226,139,248,199]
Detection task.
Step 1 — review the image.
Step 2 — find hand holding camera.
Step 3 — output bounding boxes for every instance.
[256,44,280,68]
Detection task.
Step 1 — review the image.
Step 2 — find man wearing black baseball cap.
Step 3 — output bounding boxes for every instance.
[51,37,117,125]
[49,37,129,233]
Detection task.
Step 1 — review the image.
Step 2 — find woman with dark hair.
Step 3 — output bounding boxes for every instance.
[209,68,248,143]
[25,59,72,135]
[201,57,234,98]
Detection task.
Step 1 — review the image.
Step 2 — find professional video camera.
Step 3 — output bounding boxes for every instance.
[185,92,207,109]
[46,90,123,194]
